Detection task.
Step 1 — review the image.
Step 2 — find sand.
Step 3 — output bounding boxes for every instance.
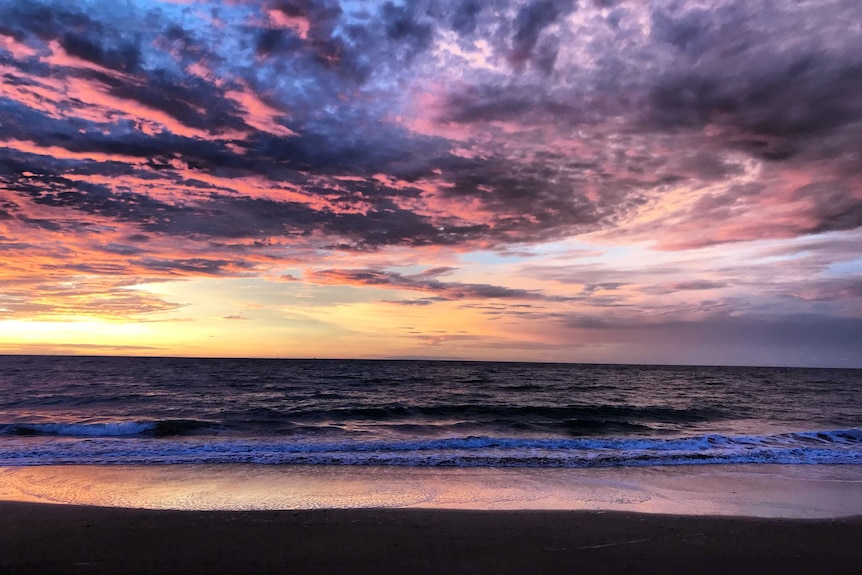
[3,464,862,573]
[2,501,861,575]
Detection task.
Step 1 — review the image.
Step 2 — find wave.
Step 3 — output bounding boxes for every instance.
[2,428,860,467]
[288,404,730,423]
[0,419,222,437]
[0,404,731,440]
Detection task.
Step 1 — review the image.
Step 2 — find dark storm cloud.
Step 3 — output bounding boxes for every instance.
[434,161,602,232]
[450,0,483,34]
[0,0,635,252]
[254,0,369,81]
[2,168,177,230]
[380,2,435,60]
[0,3,103,49]
[59,32,140,73]
[532,34,560,75]
[796,183,862,236]
[257,0,437,83]
[648,56,862,143]
[645,3,862,151]
[509,0,576,69]
[0,72,248,158]
[3,164,439,247]
[436,84,581,125]
[102,73,247,134]
[1,134,478,250]
[2,0,861,260]
[1,107,614,251]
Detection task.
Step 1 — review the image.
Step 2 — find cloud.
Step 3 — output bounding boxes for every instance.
[382,298,441,306]
[0,0,859,366]
[790,279,862,303]
[450,0,483,35]
[0,274,184,320]
[646,4,862,144]
[3,0,856,259]
[643,280,729,295]
[0,343,166,354]
[509,0,576,71]
[306,267,572,302]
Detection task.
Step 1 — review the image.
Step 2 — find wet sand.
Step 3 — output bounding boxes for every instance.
[4,463,862,517]
[2,501,861,575]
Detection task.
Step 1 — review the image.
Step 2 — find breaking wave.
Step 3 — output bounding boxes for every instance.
[2,428,860,467]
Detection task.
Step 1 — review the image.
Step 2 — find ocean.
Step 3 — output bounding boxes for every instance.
[1,356,860,468]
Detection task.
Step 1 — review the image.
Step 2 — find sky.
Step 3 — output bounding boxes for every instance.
[1,0,861,367]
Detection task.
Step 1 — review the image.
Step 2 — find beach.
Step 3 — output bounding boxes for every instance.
[3,501,862,575]
[3,464,862,574]
[3,359,861,573]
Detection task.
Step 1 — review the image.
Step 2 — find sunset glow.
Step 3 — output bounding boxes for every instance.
[1,0,860,366]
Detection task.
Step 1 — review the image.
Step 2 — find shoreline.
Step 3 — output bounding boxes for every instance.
[3,500,862,574]
[4,463,862,518]
[4,464,862,573]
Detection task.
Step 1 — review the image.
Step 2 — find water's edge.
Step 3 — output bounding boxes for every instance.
[3,463,862,518]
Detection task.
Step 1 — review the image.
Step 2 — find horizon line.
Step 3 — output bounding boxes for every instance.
[0,352,858,371]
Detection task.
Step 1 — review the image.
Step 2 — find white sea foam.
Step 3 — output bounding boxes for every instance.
[1,428,860,467]
[0,421,157,437]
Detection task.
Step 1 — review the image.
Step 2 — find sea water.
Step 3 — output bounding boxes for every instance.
[2,356,861,516]
[1,356,859,468]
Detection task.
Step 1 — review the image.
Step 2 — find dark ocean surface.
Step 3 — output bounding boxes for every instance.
[1,356,860,467]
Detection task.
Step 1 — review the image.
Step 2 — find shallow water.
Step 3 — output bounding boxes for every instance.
[3,464,862,518]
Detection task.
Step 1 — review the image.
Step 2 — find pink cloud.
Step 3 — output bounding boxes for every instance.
[266,9,311,40]
[0,44,228,140]
[0,33,37,59]
[0,139,147,166]
[224,81,298,138]
[41,40,128,78]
